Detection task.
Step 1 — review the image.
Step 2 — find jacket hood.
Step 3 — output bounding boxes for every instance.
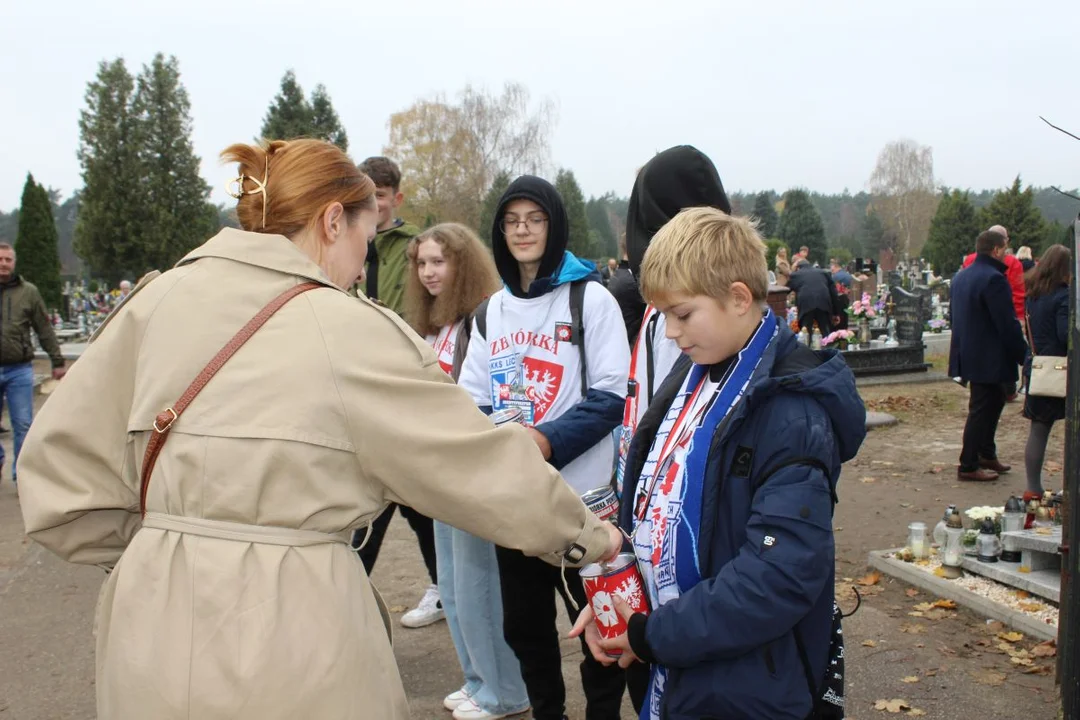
[749,322,866,463]
[491,175,583,297]
[626,145,731,276]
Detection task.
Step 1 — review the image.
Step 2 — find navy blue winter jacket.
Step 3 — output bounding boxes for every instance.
[947,253,1027,384]
[619,321,866,720]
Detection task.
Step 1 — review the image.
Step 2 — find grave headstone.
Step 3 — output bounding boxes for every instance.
[913,285,933,324]
[887,270,902,290]
[891,287,924,345]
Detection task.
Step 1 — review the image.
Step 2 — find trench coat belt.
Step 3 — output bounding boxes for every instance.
[141,512,352,547]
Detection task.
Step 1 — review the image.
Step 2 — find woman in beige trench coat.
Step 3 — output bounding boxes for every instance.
[17,139,620,719]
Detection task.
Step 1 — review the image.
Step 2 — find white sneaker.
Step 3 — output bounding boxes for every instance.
[452,698,528,720]
[444,688,471,712]
[400,584,445,628]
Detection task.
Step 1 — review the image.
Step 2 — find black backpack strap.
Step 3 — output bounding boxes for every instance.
[644,311,660,403]
[475,297,491,340]
[569,280,588,397]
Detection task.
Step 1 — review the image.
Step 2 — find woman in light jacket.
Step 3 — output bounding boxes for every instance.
[17,139,621,720]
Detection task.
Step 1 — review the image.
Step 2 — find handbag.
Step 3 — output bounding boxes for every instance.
[1025,310,1067,399]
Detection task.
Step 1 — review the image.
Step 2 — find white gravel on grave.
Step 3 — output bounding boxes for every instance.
[886,551,1060,629]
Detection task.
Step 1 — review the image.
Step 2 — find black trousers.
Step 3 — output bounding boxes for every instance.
[352,504,437,584]
[495,547,626,720]
[960,382,1008,471]
[799,309,833,336]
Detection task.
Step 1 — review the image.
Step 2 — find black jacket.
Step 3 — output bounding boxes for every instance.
[948,253,1027,383]
[786,267,840,319]
[606,260,644,345]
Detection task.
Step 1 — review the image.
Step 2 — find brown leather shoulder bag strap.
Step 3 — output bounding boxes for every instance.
[139,282,322,515]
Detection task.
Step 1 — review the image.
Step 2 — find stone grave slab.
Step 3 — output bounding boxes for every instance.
[960,557,1060,602]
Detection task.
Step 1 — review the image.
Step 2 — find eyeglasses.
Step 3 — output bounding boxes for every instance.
[502,215,548,235]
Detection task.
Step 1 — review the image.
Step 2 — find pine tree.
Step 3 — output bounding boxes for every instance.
[751,192,779,238]
[130,54,217,272]
[977,176,1049,255]
[585,196,617,258]
[859,209,886,257]
[478,171,512,246]
[15,175,62,309]
[555,169,594,259]
[74,58,141,284]
[923,189,980,276]
[310,84,348,151]
[261,70,314,141]
[777,189,827,264]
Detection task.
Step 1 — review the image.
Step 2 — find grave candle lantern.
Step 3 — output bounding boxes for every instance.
[941,514,964,578]
[976,518,1002,563]
[1001,496,1024,562]
[907,522,929,559]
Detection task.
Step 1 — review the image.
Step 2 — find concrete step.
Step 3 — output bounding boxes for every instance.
[1001,527,1062,555]
[960,556,1060,602]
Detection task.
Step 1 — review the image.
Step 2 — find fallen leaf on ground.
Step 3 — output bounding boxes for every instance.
[901,676,919,683]
[857,571,882,586]
[998,631,1024,643]
[389,605,406,613]
[900,502,913,508]
[1015,590,1030,599]
[1024,665,1053,675]
[863,640,878,647]
[860,476,877,483]
[908,709,928,717]
[913,602,934,612]
[1019,602,1045,612]
[931,599,957,609]
[873,698,910,713]
[932,567,947,578]
[905,588,920,598]
[1011,656,1035,666]
[900,623,927,634]
[908,611,924,617]
[1033,642,1057,658]
[970,668,1006,686]
[987,621,1005,632]
[1019,566,1032,573]
[872,460,896,466]
[923,668,937,676]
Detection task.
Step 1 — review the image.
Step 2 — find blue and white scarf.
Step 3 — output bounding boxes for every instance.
[632,309,777,720]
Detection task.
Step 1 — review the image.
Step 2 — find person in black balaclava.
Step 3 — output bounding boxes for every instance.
[615,145,730,715]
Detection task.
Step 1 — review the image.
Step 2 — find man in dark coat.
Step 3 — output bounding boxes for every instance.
[948,229,1028,481]
[786,260,841,335]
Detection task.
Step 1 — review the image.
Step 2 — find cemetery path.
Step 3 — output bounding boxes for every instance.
[0,374,1063,718]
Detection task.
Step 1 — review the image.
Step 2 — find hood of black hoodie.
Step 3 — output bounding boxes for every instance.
[491,175,570,297]
[626,145,731,277]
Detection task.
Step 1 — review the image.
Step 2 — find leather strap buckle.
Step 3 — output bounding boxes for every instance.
[153,408,178,434]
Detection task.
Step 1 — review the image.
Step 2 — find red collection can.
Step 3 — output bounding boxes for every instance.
[579,552,650,657]
[580,486,619,523]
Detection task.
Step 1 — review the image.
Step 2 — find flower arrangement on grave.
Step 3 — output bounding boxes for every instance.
[928,318,947,333]
[848,293,877,319]
[962,506,1002,552]
[821,329,855,350]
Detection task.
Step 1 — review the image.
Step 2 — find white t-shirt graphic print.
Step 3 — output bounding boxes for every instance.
[459,282,630,494]
[426,320,462,377]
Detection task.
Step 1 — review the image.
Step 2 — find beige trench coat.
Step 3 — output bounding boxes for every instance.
[18,229,611,719]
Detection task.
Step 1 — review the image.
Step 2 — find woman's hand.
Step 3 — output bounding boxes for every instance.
[569,595,643,669]
[603,522,624,563]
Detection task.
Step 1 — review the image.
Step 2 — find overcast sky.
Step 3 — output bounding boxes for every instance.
[3,0,1078,212]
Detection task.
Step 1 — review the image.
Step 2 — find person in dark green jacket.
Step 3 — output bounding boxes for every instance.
[354,157,442,629]
[0,243,66,484]
[359,157,421,317]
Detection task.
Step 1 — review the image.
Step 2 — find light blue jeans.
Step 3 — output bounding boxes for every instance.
[434,521,529,715]
[0,363,35,481]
